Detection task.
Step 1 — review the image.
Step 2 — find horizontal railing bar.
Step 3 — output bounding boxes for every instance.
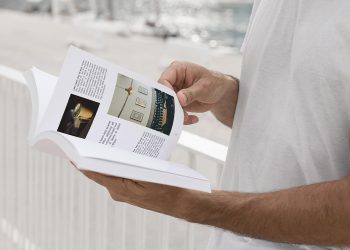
[0,65,26,85]
[178,131,227,162]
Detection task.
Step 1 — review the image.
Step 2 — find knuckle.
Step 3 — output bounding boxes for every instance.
[202,81,210,90]
[108,190,119,201]
[170,60,188,69]
[109,190,126,203]
[170,60,181,66]
[200,82,211,95]
[157,78,167,85]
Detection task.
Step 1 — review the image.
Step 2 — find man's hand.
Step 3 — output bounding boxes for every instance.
[158,61,239,127]
[81,170,202,219]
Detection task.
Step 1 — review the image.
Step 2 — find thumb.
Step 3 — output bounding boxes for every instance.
[177,85,202,107]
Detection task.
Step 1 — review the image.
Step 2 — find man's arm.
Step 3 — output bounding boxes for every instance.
[210,73,239,127]
[184,174,350,247]
[83,170,350,247]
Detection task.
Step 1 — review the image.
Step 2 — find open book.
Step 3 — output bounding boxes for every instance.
[24,46,211,192]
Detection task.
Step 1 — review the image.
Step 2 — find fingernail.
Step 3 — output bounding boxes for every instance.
[180,92,188,105]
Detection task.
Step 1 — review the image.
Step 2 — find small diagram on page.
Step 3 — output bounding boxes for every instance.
[58,94,100,139]
[108,74,175,135]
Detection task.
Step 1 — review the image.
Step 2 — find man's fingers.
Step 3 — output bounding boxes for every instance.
[122,179,146,196]
[185,115,199,125]
[158,61,191,92]
[81,171,147,199]
[158,64,178,89]
[183,102,212,113]
[158,78,174,90]
[177,84,203,106]
[82,170,107,185]
[184,111,199,125]
[81,170,119,188]
[82,171,107,186]
[177,91,188,107]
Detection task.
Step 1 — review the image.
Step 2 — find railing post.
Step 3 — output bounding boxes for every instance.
[160,216,169,250]
[136,209,146,250]
[186,152,196,250]
[0,82,6,250]
[88,0,98,19]
[4,83,15,250]
[51,0,59,19]
[121,203,127,250]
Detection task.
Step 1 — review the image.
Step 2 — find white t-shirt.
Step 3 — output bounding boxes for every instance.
[208,0,350,249]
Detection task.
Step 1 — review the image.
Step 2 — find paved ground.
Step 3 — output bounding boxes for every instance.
[0,10,243,146]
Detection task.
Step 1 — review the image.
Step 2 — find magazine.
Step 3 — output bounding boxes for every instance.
[24,46,211,192]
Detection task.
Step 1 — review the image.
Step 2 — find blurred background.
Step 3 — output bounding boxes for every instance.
[0,1,252,250]
[0,0,253,145]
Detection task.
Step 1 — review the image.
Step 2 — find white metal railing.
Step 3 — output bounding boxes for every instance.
[0,65,227,250]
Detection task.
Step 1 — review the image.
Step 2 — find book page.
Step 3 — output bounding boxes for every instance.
[39,46,184,160]
[24,68,57,141]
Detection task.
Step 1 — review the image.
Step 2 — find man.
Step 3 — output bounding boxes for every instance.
[83,0,350,249]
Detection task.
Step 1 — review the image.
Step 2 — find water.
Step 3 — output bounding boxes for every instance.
[0,0,253,49]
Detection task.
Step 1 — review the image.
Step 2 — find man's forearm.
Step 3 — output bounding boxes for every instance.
[183,175,350,247]
[210,73,239,127]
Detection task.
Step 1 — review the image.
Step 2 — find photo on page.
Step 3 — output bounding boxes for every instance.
[57,94,100,138]
[108,74,175,135]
